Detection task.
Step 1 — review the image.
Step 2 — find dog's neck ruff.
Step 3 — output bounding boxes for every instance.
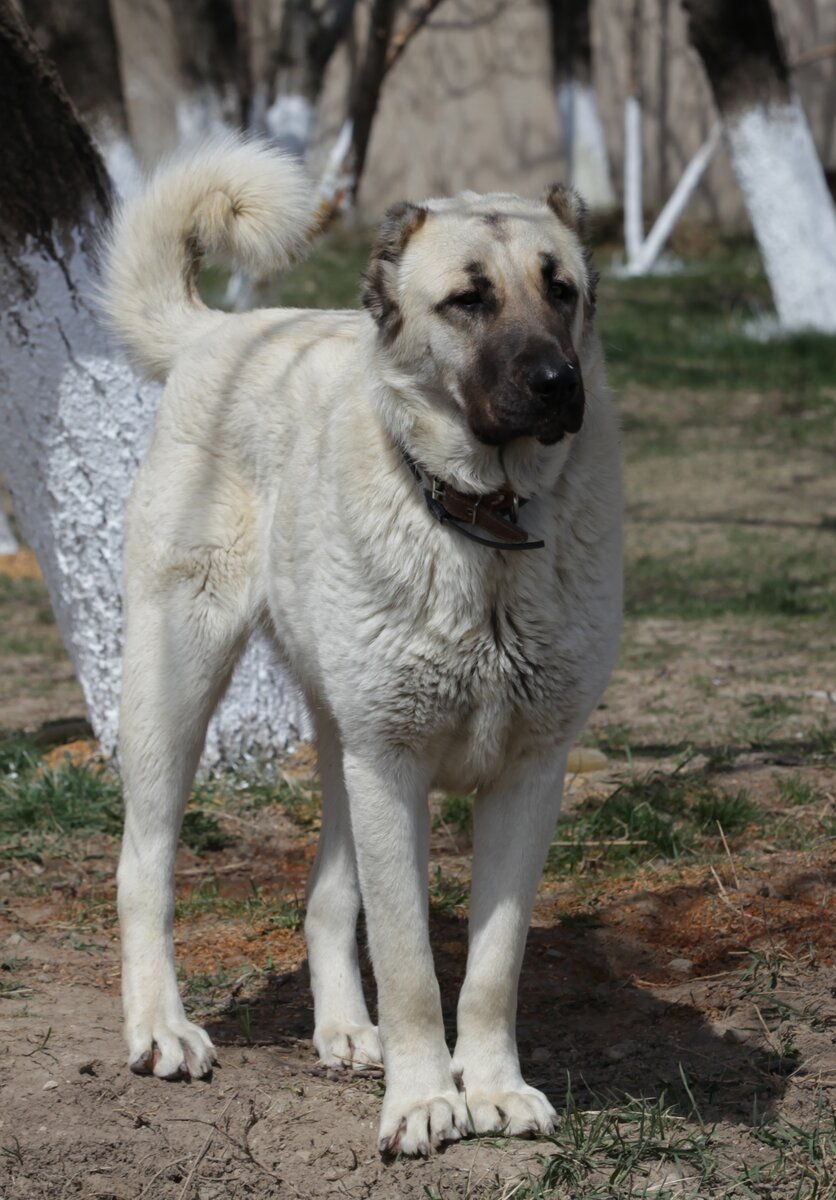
[399,448,545,551]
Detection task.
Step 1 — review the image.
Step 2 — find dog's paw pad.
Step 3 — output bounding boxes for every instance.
[314,1022,383,1072]
[378,1091,469,1157]
[127,1019,217,1082]
[466,1084,556,1137]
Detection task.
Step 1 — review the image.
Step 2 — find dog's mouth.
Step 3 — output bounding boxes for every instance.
[465,400,583,447]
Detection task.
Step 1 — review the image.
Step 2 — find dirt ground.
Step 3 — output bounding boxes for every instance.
[0,743,834,1198]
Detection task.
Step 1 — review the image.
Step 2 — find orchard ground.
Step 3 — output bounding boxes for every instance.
[1,229,834,1198]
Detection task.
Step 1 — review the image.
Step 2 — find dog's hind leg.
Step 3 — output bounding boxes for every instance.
[117,579,248,1081]
[305,713,382,1070]
[452,750,568,1136]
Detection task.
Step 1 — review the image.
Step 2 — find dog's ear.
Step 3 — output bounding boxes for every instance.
[544,183,589,239]
[362,202,427,338]
[544,183,598,315]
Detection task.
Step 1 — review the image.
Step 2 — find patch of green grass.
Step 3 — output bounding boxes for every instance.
[0,957,31,999]
[0,745,122,848]
[775,773,826,807]
[741,693,799,722]
[195,765,322,829]
[174,879,303,930]
[599,248,836,419]
[557,908,603,929]
[626,547,836,621]
[435,793,472,832]
[691,788,756,833]
[200,225,374,313]
[0,736,40,777]
[180,808,235,855]
[499,1078,716,1198]
[428,866,468,914]
[182,957,280,1019]
[748,1099,836,1198]
[547,770,756,875]
[0,574,54,617]
[586,722,634,756]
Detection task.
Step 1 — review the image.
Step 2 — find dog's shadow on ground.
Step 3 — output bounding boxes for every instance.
[204,883,793,1128]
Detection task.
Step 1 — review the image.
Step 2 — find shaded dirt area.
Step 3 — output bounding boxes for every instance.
[1,736,834,1198]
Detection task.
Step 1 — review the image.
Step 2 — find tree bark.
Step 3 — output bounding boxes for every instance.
[20,0,139,195]
[348,0,400,202]
[253,0,356,157]
[547,0,615,211]
[168,0,242,131]
[683,0,836,332]
[0,1,308,759]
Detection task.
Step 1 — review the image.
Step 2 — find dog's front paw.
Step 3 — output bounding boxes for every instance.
[465,1083,556,1137]
[127,1015,217,1081]
[378,1087,470,1157]
[314,1021,383,1071]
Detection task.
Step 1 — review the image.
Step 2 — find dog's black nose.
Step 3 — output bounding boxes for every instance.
[526,358,580,403]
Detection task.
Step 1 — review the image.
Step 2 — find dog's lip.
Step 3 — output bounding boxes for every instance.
[468,414,571,447]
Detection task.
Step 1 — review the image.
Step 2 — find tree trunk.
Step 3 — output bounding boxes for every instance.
[348,0,400,204]
[683,0,836,333]
[168,0,242,135]
[0,2,309,759]
[548,0,616,211]
[19,0,139,195]
[252,0,356,159]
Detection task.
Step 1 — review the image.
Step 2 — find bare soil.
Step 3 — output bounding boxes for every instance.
[1,731,834,1198]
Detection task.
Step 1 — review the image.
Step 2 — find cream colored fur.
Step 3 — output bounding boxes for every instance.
[104,135,623,1158]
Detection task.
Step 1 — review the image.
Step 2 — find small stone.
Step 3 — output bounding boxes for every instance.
[668,957,694,975]
[567,747,609,774]
[6,932,22,946]
[606,1040,638,1062]
[43,1080,58,1090]
[546,948,564,959]
[531,1047,551,1064]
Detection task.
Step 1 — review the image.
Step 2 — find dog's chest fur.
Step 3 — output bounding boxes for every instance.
[311,512,620,791]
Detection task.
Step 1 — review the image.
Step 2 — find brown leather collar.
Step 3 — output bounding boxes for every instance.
[400,448,545,551]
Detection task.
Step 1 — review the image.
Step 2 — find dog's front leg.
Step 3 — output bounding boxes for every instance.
[453,751,568,1136]
[342,750,469,1157]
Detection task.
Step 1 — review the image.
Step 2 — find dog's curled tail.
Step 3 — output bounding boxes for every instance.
[100,134,310,379]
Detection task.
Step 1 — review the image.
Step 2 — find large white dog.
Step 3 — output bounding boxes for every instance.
[104,135,623,1158]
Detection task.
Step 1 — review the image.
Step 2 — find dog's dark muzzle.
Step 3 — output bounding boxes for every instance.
[463,339,585,446]
[522,349,585,443]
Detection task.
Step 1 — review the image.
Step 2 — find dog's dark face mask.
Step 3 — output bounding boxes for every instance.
[362,184,597,449]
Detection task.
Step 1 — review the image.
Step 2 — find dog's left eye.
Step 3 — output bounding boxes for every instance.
[548,278,576,303]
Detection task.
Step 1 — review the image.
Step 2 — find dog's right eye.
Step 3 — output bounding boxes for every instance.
[448,291,484,309]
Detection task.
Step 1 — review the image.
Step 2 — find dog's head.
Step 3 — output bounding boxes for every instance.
[362,185,597,449]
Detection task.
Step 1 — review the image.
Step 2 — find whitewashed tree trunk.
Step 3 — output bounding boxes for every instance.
[724,98,836,332]
[684,0,836,333]
[0,5,309,759]
[548,0,615,211]
[556,81,617,212]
